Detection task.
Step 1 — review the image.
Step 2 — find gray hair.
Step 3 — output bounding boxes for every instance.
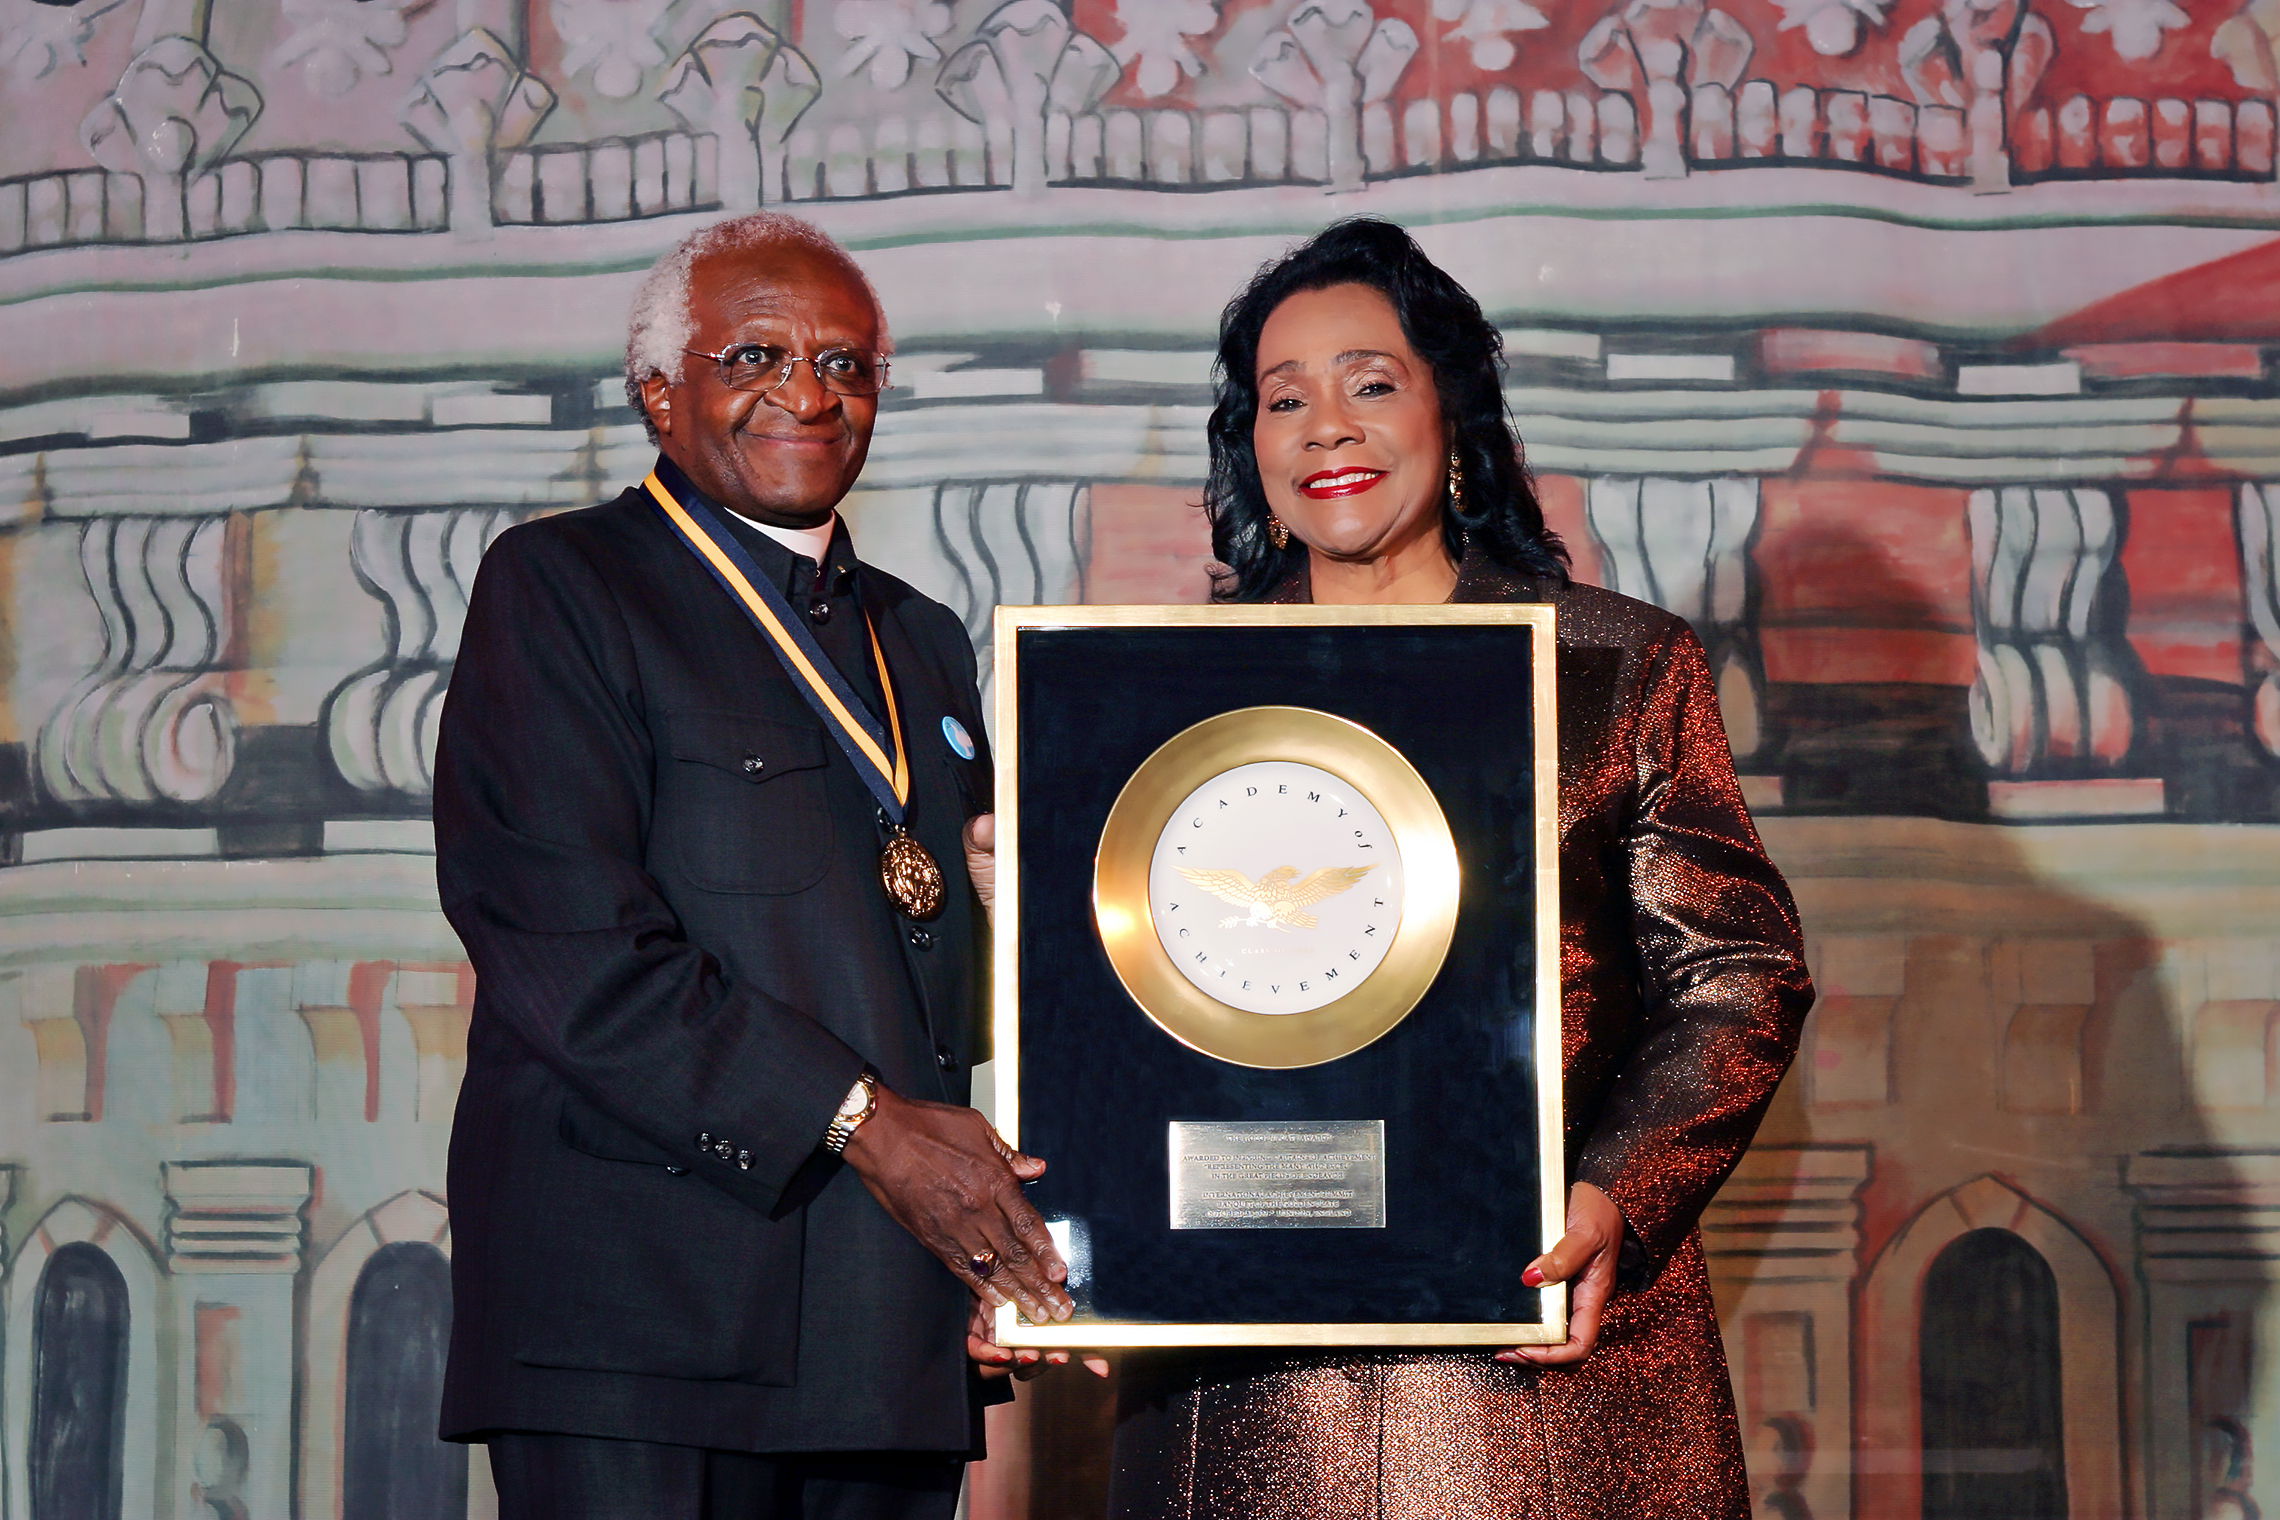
[623,212,888,443]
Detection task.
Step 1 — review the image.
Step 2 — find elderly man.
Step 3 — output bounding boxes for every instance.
[433,211,1070,1518]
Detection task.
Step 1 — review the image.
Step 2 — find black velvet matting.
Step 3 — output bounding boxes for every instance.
[1012,623,1546,1328]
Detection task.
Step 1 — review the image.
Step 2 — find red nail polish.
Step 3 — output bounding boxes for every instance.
[1521,1265,1545,1288]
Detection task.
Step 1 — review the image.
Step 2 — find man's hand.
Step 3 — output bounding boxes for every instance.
[966,1296,1110,1381]
[963,813,995,925]
[1494,1181,1622,1368]
[841,1085,1073,1323]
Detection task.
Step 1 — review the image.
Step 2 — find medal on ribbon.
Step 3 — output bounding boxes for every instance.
[643,464,946,921]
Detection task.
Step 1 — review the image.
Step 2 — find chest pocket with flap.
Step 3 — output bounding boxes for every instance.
[660,709,834,894]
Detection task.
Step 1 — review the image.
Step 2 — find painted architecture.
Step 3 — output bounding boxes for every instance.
[2,0,2279,1516]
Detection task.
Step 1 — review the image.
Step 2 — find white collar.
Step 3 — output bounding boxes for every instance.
[730,509,839,568]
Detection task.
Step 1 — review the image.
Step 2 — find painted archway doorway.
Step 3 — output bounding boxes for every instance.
[342,1241,464,1519]
[1919,1227,2068,1519]
[28,1241,130,1520]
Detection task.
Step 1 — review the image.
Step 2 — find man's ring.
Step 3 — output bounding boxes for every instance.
[967,1250,999,1279]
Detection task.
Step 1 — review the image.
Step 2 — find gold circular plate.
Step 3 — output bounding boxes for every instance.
[1093,707,1459,1069]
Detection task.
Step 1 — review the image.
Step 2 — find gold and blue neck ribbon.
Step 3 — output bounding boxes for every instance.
[643,461,912,823]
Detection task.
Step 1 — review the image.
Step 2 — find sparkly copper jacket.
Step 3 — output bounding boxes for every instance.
[1110,558,1814,1520]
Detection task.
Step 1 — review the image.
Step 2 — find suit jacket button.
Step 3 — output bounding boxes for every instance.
[809,599,832,624]
[908,926,934,950]
[736,1150,753,1170]
[666,1166,689,1176]
[697,1132,713,1150]
[935,1045,957,1071]
[713,1140,734,1161]
[741,755,764,776]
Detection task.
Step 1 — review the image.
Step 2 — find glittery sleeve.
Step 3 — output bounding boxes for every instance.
[1571,623,1814,1273]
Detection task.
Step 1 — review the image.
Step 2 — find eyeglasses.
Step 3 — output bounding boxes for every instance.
[684,343,891,397]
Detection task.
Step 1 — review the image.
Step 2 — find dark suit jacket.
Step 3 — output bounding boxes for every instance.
[433,472,993,1454]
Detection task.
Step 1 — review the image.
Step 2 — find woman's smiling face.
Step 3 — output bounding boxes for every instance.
[1251,282,1449,567]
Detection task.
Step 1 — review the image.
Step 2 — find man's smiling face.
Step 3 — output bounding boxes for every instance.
[641,241,883,528]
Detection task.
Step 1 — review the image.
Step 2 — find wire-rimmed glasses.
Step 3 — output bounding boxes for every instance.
[684,343,891,397]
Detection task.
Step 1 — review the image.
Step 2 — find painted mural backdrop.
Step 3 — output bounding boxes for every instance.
[2,0,2278,1515]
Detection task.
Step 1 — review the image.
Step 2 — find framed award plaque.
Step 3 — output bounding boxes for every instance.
[991,606,1564,1348]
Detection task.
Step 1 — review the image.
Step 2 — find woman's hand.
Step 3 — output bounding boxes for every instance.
[967,1295,1110,1381]
[963,813,995,926]
[1495,1180,1623,1368]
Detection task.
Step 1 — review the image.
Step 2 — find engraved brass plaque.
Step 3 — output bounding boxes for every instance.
[1168,1120,1387,1230]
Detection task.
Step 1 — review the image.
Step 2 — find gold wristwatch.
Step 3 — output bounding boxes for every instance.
[823,1066,880,1155]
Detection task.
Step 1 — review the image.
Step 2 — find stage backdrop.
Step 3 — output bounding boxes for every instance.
[3,1,2278,1516]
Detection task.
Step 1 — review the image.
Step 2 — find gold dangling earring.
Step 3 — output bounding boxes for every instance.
[1447,448,1465,513]
[1266,515,1291,550]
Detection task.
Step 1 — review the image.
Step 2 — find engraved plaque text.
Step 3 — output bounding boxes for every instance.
[1168,1120,1386,1229]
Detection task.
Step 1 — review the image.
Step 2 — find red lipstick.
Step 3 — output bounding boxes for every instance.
[1298,466,1385,499]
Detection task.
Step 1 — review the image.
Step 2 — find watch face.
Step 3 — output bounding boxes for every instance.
[1146,760,1403,1015]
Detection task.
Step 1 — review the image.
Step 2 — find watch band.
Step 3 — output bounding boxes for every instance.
[822,1066,880,1156]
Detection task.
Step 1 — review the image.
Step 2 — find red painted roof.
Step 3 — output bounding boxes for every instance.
[2030,234,2280,346]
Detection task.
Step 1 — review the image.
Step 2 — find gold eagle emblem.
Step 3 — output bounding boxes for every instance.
[1176,864,1376,931]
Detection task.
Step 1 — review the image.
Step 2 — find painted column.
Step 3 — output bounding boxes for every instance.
[81,0,260,244]
[2240,482,2280,761]
[400,28,554,233]
[161,1160,313,1520]
[1701,1143,1872,1520]
[131,0,214,51]
[455,0,525,57]
[1895,0,2054,192]
[658,17,820,209]
[2127,1150,2280,1520]
[0,1159,12,1481]
[936,3,1117,196]
[323,507,517,798]
[1966,486,2163,817]
[1578,0,1754,180]
[1246,0,1417,192]
[921,479,1091,698]
[1585,475,1771,779]
[35,514,245,806]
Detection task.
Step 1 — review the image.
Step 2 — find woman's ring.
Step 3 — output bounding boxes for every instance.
[967,1249,999,1279]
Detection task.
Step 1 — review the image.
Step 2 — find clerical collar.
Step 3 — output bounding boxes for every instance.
[648,457,844,569]
[730,507,837,567]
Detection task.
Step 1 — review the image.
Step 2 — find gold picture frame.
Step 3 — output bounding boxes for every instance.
[991,604,1564,1348]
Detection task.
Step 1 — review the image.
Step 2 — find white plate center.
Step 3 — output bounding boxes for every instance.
[1146,760,1405,1015]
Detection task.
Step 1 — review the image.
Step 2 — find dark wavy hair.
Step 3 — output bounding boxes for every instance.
[1204,217,1568,602]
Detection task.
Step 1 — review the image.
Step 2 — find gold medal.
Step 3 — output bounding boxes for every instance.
[881,826,945,920]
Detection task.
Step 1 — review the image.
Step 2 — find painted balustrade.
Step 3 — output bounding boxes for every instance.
[5,83,2275,258]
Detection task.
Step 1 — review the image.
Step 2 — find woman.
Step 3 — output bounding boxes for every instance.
[1106,220,1814,1518]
